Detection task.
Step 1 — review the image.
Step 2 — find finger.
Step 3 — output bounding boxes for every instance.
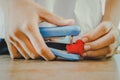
[5,38,22,59]
[13,29,40,59]
[9,36,30,60]
[24,23,55,61]
[39,7,74,26]
[84,31,115,51]
[81,22,112,42]
[83,46,111,58]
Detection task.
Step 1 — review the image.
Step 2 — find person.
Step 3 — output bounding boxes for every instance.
[0,0,119,60]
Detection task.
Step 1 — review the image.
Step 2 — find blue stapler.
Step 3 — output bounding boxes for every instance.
[40,26,81,60]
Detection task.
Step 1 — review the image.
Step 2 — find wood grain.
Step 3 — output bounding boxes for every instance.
[0,54,120,80]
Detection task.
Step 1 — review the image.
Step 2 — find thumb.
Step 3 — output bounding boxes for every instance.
[81,22,112,43]
[39,8,74,26]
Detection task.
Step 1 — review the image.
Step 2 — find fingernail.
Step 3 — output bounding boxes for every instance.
[82,37,88,42]
[84,45,91,50]
[82,53,87,57]
[65,19,75,25]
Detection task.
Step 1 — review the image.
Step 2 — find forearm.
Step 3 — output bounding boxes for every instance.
[102,0,120,27]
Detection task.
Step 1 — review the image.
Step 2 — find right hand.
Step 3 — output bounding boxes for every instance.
[3,0,74,60]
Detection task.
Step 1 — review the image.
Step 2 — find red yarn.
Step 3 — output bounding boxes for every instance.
[66,39,84,56]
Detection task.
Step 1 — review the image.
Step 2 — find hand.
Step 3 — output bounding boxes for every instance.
[3,0,74,60]
[81,21,119,59]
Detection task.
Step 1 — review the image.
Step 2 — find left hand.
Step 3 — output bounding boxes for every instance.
[81,21,119,59]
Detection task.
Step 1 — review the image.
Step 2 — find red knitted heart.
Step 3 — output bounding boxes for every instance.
[66,39,84,56]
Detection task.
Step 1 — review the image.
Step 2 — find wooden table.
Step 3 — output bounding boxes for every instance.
[0,54,120,80]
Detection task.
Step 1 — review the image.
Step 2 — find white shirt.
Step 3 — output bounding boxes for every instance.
[0,6,5,38]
